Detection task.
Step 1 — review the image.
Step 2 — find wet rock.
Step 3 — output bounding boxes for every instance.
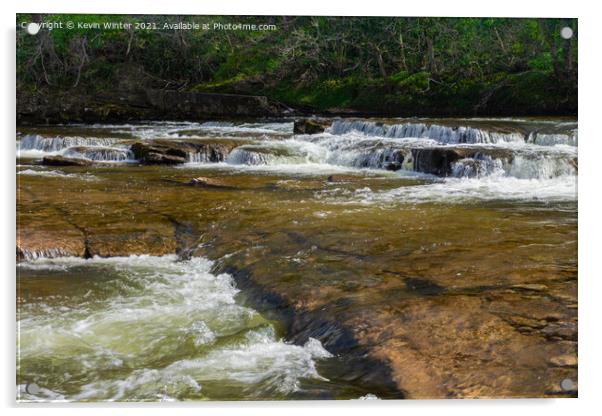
[326,175,365,183]
[549,354,578,367]
[130,141,187,164]
[41,155,92,167]
[384,161,402,171]
[188,177,230,188]
[511,283,549,292]
[17,230,87,262]
[137,151,187,165]
[411,147,514,176]
[411,148,470,176]
[541,321,577,341]
[130,140,235,165]
[294,119,329,135]
[404,278,446,296]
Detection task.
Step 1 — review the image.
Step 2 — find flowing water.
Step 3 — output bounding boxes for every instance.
[16,117,578,400]
[17,256,336,401]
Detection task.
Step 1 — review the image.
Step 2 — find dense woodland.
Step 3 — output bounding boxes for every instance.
[17,15,578,117]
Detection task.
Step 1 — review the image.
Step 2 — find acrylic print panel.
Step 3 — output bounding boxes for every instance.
[16,14,577,401]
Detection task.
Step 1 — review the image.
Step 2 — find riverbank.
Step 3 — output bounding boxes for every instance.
[17,70,577,125]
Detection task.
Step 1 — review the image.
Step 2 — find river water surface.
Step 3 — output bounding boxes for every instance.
[17,118,578,400]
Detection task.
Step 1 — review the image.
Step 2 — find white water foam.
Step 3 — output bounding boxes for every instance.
[17,168,97,181]
[17,255,333,401]
[328,119,578,147]
[527,131,578,146]
[317,176,577,205]
[328,119,526,144]
[86,121,294,139]
[17,134,134,163]
[63,146,134,162]
[18,135,117,152]
[17,121,578,200]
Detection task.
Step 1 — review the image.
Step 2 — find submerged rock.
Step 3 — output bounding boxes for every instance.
[188,177,230,188]
[326,175,366,183]
[41,155,92,167]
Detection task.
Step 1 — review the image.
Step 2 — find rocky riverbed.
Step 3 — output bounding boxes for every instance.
[16,118,577,400]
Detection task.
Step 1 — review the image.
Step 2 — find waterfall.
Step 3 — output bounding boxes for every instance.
[18,134,135,162]
[226,148,272,165]
[200,121,235,128]
[17,247,73,261]
[18,135,117,152]
[63,147,134,162]
[186,146,231,163]
[215,132,577,180]
[527,132,578,146]
[504,154,577,179]
[451,154,505,178]
[19,121,571,182]
[325,146,406,169]
[327,120,525,144]
[450,153,576,179]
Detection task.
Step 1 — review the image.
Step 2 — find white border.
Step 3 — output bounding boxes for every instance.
[3,1,600,415]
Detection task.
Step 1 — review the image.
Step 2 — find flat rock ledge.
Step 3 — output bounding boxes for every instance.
[41,155,93,167]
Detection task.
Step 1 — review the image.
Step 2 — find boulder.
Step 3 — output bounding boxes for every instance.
[130,140,236,165]
[142,152,188,165]
[410,147,514,177]
[294,118,329,135]
[384,161,402,171]
[41,155,92,167]
[411,148,467,176]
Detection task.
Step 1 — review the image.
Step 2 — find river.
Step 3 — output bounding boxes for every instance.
[16,117,578,400]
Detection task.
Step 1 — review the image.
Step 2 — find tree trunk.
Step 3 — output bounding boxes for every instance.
[376,49,387,79]
[426,36,437,74]
[399,34,408,71]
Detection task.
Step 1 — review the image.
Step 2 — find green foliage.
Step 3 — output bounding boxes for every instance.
[16,14,577,115]
[528,52,553,71]
[391,71,431,93]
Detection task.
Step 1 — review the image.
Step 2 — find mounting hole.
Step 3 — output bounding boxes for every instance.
[560,27,573,40]
[26,22,40,35]
[25,382,40,395]
[560,378,574,391]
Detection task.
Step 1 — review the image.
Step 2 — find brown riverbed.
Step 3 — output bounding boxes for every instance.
[16,119,577,400]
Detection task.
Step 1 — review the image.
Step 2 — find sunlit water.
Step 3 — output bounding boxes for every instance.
[17,117,578,400]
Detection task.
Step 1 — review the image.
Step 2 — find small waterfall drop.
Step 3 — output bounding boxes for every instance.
[18,135,117,152]
[328,120,526,144]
